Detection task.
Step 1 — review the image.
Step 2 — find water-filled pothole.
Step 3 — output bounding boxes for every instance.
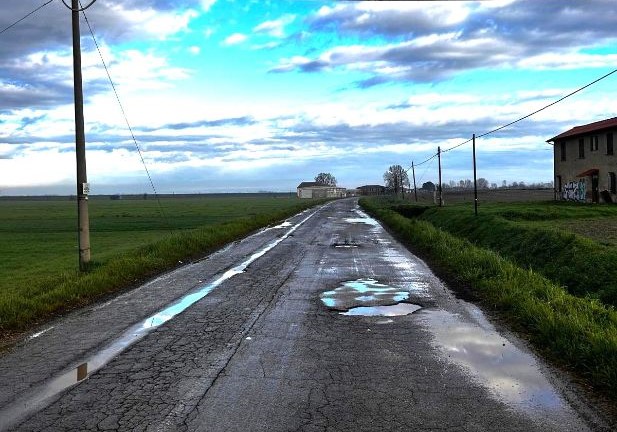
[332,242,359,248]
[341,303,422,316]
[320,278,421,316]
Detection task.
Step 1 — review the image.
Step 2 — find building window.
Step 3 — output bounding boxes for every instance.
[560,141,566,161]
[610,172,617,194]
[608,133,614,155]
[579,139,585,158]
[590,135,599,151]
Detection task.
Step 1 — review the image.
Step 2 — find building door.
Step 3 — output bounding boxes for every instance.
[592,173,599,203]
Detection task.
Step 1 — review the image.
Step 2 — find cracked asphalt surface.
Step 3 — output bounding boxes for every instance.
[0,198,610,431]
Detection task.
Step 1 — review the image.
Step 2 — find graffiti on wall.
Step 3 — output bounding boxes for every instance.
[562,179,586,202]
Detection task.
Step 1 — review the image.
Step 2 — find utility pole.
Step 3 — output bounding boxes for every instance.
[437,146,443,207]
[411,161,418,202]
[72,0,91,270]
[473,133,478,216]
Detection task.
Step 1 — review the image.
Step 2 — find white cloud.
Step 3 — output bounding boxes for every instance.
[518,52,617,70]
[107,5,198,40]
[200,0,217,12]
[223,33,248,46]
[189,46,201,55]
[253,14,296,38]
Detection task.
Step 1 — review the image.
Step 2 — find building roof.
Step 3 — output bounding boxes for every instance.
[357,184,385,189]
[297,181,329,188]
[547,116,617,143]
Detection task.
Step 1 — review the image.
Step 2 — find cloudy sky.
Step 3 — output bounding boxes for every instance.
[1,0,617,195]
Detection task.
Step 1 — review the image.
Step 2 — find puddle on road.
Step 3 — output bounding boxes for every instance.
[321,279,409,311]
[273,221,292,229]
[341,303,422,316]
[0,209,320,432]
[344,209,381,227]
[420,307,569,415]
[320,279,422,317]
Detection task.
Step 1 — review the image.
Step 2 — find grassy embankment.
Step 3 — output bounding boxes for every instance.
[0,195,321,335]
[360,197,617,398]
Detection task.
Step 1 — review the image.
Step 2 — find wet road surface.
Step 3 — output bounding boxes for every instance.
[0,199,609,431]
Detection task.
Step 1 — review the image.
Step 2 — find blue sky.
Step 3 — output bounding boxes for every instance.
[1,0,617,194]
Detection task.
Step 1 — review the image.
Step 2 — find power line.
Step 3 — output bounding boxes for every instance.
[477,68,617,139]
[405,151,437,172]
[0,0,54,36]
[80,5,172,231]
[441,67,617,153]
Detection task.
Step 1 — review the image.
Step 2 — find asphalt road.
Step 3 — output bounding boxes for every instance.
[0,198,610,431]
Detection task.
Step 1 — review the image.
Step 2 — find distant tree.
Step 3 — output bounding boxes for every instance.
[490,183,498,189]
[502,180,507,188]
[314,172,337,186]
[421,181,436,191]
[477,178,489,189]
[384,165,410,197]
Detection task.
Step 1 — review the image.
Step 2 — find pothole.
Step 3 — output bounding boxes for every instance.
[332,242,359,248]
[341,303,422,317]
[320,278,422,316]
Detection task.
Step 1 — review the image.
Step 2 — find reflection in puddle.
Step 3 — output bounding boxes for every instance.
[345,217,380,226]
[273,221,292,229]
[0,210,320,431]
[28,326,54,340]
[421,308,568,414]
[320,279,411,312]
[344,209,381,227]
[341,303,422,316]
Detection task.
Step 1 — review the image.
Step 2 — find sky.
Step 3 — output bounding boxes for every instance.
[1,0,617,195]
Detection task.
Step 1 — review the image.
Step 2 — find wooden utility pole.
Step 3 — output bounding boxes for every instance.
[411,161,418,202]
[437,146,443,207]
[72,0,91,270]
[473,133,478,216]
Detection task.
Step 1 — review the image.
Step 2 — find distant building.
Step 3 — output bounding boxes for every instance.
[357,185,386,196]
[547,117,617,203]
[296,182,346,199]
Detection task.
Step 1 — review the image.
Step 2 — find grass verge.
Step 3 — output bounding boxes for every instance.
[360,197,617,399]
[0,199,323,336]
[395,201,617,306]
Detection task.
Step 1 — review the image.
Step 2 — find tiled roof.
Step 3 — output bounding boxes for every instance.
[297,182,329,188]
[547,116,617,142]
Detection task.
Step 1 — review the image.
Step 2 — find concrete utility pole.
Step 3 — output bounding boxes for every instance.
[72,0,91,270]
[411,161,418,202]
[437,146,443,207]
[472,134,478,216]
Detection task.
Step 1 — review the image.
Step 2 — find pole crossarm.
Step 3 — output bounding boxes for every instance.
[61,0,98,12]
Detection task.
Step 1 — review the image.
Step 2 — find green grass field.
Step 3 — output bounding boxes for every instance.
[0,194,318,335]
[361,197,617,398]
[400,200,617,305]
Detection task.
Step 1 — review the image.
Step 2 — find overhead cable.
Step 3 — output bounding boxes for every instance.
[0,0,54,36]
[442,67,617,153]
[80,5,172,231]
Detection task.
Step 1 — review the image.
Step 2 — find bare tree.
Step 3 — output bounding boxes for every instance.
[477,178,489,189]
[314,172,337,186]
[383,165,410,197]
